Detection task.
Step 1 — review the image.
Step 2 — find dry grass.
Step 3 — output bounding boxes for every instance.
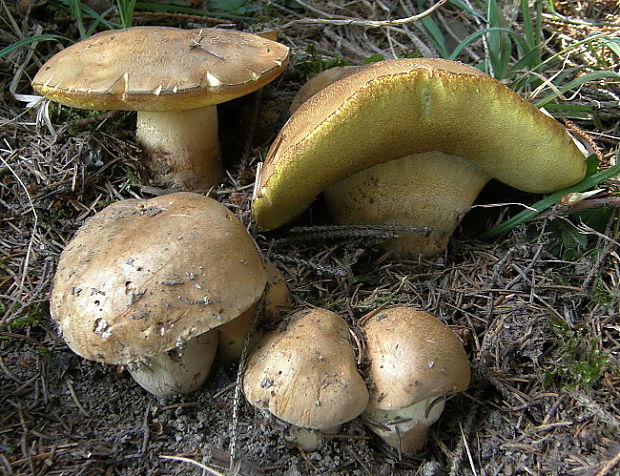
[1,0,619,475]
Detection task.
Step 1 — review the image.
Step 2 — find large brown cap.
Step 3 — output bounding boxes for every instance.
[32,26,289,112]
[363,306,470,410]
[243,308,369,430]
[253,58,586,231]
[50,192,267,365]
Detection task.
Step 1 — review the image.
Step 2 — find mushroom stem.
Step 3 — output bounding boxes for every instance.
[362,397,446,454]
[284,425,341,451]
[136,105,222,190]
[324,151,491,257]
[129,331,218,397]
[217,307,263,362]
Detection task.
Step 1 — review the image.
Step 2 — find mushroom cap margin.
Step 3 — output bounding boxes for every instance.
[32,26,290,112]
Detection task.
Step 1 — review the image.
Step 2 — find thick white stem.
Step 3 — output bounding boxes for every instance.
[136,106,222,190]
[129,331,217,397]
[363,397,446,454]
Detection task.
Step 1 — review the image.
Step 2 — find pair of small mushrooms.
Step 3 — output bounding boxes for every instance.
[32,26,289,190]
[50,192,289,397]
[253,58,587,257]
[242,306,470,454]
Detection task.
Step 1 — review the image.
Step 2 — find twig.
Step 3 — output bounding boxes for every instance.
[277,224,431,244]
[595,448,620,476]
[282,0,447,29]
[160,455,224,476]
[0,151,38,328]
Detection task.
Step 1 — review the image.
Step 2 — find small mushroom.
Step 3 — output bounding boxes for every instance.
[32,26,289,190]
[243,308,369,450]
[50,192,267,396]
[253,58,586,257]
[361,307,470,454]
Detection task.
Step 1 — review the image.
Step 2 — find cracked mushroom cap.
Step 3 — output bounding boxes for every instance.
[243,308,369,430]
[252,58,586,231]
[363,307,470,410]
[32,26,289,112]
[50,192,267,365]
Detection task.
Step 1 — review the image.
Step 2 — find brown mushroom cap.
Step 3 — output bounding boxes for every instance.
[253,58,586,231]
[289,65,362,113]
[243,308,369,430]
[50,192,266,365]
[363,306,470,410]
[32,26,289,112]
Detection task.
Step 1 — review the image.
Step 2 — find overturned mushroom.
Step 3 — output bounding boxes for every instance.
[243,308,369,450]
[253,58,586,257]
[361,307,470,454]
[50,193,267,396]
[32,26,289,190]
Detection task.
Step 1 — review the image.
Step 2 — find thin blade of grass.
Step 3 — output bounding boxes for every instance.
[519,0,542,67]
[414,0,448,57]
[133,1,255,20]
[482,159,620,239]
[448,0,484,20]
[486,0,511,78]
[448,27,528,63]
[0,34,70,58]
[117,0,137,28]
[534,70,620,107]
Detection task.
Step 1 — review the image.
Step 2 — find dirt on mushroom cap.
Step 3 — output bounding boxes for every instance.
[363,306,471,410]
[49,192,267,365]
[243,308,369,429]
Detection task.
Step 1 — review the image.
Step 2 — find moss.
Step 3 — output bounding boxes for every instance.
[544,316,611,391]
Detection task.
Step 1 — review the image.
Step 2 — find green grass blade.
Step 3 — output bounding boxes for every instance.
[486,0,512,78]
[482,158,620,239]
[448,27,528,64]
[414,0,448,57]
[534,70,620,107]
[117,0,137,28]
[133,1,256,20]
[0,34,70,58]
[448,0,484,19]
[84,5,119,35]
[519,0,542,67]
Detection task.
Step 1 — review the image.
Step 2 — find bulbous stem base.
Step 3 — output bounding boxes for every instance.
[324,151,490,258]
[129,331,217,397]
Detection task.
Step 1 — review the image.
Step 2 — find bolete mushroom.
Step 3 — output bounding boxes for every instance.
[252,58,587,257]
[243,308,369,449]
[361,306,470,454]
[32,26,289,190]
[50,192,267,397]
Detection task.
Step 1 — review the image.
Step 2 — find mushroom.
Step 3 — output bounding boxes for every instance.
[49,192,267,397]
[252,58,587,257]
[217,262,291,361]
[243,308,369,450]
[289,65,361,113]
[361,307,470,454]
[32,26,289,190]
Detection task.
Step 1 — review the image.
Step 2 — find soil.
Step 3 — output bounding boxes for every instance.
[1,1,619,475]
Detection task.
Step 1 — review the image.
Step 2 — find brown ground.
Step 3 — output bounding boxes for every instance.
[1,1,619,475]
